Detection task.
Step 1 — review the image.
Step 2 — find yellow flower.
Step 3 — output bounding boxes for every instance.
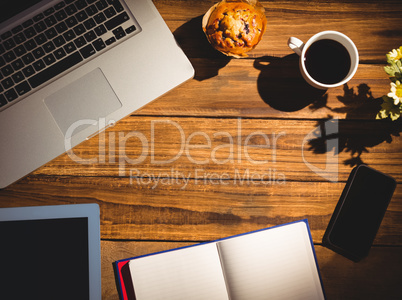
[388,46,402,62]
[387,80,402,105]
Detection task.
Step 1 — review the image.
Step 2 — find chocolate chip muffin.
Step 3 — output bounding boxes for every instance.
[203,1,267,57]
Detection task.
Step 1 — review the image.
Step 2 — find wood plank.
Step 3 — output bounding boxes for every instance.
[2,176,401,244]
[155,0,402,61]
[101,240,402,300]
[29,117,402,181]
[136,61,392,119]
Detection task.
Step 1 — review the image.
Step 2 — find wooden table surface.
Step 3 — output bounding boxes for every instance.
[1,0,402,299]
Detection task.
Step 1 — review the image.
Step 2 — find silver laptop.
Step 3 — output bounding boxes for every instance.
[0,203,101,299]
[0,0,194,188]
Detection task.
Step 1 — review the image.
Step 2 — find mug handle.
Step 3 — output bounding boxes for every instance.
[288,37,304,56]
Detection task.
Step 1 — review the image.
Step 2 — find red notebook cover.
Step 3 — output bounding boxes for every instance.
[114,259,136,300]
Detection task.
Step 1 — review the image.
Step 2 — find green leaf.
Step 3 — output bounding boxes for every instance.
[384,62,399,77]
[376,96,402,121]
[384,57,402,82]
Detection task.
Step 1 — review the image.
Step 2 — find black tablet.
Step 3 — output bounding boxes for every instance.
[0,203,101,299]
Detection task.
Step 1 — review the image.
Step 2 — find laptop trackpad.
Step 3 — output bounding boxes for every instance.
[44,68,122,137]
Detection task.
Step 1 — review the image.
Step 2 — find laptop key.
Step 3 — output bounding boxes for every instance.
[44,15,57,27]
[33,59,46,72]
[86,5,98,16]
[54,36,66,47]
[22,19,34,28]
[22,65,35,77]
[22,53,35,65]
[96,0,108,10]
[14,45,27,57]
[65,4,78,15]
[11,59,24,71]
[55,10,67,21]
[13,33,26,45]
[34,21,47,33]
[80,44,96,58]
[3,39,16,50]
[44,7,55,16]
[66,16,78,28]
[43,41,56,53]
[125,25,136,34]
[24,39,37,51]
[28,51,83,88]
[4,51,16,63]
[12,71,24,83]
[4,88,18,102]
[74,36,87,48]
[92,38,106,51]
[105,12,129,30]
[104,7,116,19]
[43,53,56,66]
[33,13,44,22]
[1,77,14,89]
[56,22,68,34]
[110,0,124,13]
[54,2,66,10]
[76,11,89,22]
[24,27,37,39]
[54,48,67,59]
[64,42,77,53]
[45,27,58,40]
[113,26,126,40]
[94,24,107,36]
[34,33,48,45]
[76,0,88,10]
[84,18,96,30]
[32,47,45,59]
[63,30,76,41]
[15,81,31,96]
[105,36,116,45]
[84,30,97,42]
[94,12,106,24]
[1,65,14,77]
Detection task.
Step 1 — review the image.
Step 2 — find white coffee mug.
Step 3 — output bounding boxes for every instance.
[288,31,359,89]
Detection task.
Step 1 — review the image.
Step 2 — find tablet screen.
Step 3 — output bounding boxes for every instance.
[0,217,90,299]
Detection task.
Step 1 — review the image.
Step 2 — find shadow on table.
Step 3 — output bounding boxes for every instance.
[306,84,402,166]
[254,54,329,112]
[173,15,231,81]
[254,54,401,166]
[319,246,402,299]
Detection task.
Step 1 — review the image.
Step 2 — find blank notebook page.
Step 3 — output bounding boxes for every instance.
[217,222,325,300]
[129,243,229,300]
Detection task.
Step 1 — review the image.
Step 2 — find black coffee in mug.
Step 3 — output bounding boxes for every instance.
[304,39,351,84]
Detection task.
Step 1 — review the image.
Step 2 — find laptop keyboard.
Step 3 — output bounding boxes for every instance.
[0,0,139,109]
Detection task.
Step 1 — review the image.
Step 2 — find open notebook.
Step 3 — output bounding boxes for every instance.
[114,220,326,300]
